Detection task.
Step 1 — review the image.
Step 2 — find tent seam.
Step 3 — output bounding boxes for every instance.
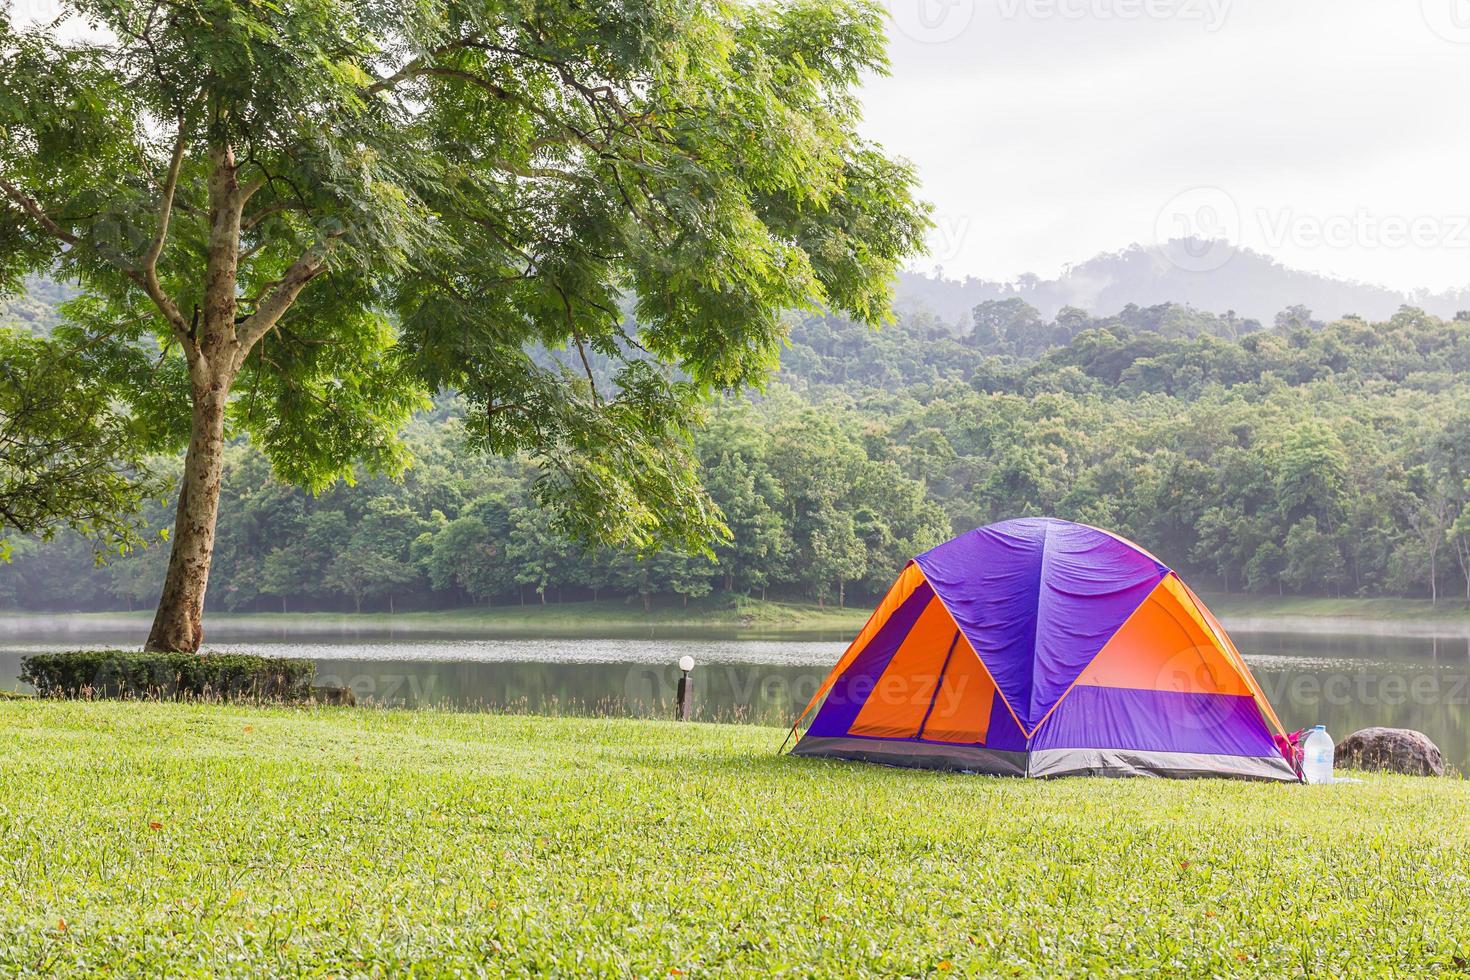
[925,592,1030,741]
[1021,569,1168,739]
[1028,519,1052,728]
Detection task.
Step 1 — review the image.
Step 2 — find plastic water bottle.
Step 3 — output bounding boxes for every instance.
[1302,725,1334,784]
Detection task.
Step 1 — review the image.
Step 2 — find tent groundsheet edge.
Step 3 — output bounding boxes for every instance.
[1026,747,1299,781]
[789,738,1299,781]
[790,736,1028,776]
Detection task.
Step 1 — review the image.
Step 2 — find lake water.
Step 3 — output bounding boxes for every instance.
[2,619,1466,772]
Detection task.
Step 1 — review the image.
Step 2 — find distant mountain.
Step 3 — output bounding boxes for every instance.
[13,242,1470,345]
[897,240,1470,329]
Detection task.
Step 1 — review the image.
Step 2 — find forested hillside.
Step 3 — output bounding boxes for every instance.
[0,277,76,336]
[4,280,1470,612]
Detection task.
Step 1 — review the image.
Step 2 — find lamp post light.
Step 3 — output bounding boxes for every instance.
[676,655,695,721]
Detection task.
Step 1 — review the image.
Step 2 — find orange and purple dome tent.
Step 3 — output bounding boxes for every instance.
[787,518,1298,780]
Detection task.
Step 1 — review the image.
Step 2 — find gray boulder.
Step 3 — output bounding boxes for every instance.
[1334,727,1444,776]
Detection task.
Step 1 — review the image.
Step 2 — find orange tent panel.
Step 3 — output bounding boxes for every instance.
[848,595,958,739]
[1175,577,1287,737]
[787,562,929,736]
[1074,576,1251,697]
[918,636,996,745]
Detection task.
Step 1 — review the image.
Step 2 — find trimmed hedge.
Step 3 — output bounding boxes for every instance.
[19,651,316,702]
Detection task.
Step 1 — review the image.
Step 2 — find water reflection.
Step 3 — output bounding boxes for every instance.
[2,627,1465,773]
[1245,631,1469,771]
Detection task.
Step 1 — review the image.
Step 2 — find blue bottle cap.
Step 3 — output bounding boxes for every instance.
[1313,724,1326,730]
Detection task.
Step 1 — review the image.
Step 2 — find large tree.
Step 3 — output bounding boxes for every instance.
[0,0,927,650]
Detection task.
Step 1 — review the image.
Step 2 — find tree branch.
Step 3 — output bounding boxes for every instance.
[140,125,187,286]
[548,281,601,404]
[116,10,204,354]
[0,178,80,246]
[368,63,613,158]
[241,201,298,231]
[233,244,335,359]
[238,175,268,204]
[0,177,195,354]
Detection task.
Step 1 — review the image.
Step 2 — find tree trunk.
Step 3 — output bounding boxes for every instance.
[389,594,395,615]
[144,146,254,653]
[145,381,231,651]
[1454,538,1470,604]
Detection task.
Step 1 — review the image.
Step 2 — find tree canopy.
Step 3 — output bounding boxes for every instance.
[0,329,161,560]
[0,0,928,648]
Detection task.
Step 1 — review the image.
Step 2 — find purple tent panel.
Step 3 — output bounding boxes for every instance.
[1029,685,1281,758]
[806,580,935,739]
[913,518,1167,731]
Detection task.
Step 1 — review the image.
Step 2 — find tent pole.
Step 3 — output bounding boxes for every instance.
[777,724,798,755]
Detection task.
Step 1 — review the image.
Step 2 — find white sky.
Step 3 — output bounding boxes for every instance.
[862,0,1470,292]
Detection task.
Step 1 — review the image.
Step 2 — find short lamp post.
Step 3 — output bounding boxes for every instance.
[676,655,695,721]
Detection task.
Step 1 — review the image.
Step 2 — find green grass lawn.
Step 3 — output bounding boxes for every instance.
[1,702,1467,976]
[1202,592,1470,624]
